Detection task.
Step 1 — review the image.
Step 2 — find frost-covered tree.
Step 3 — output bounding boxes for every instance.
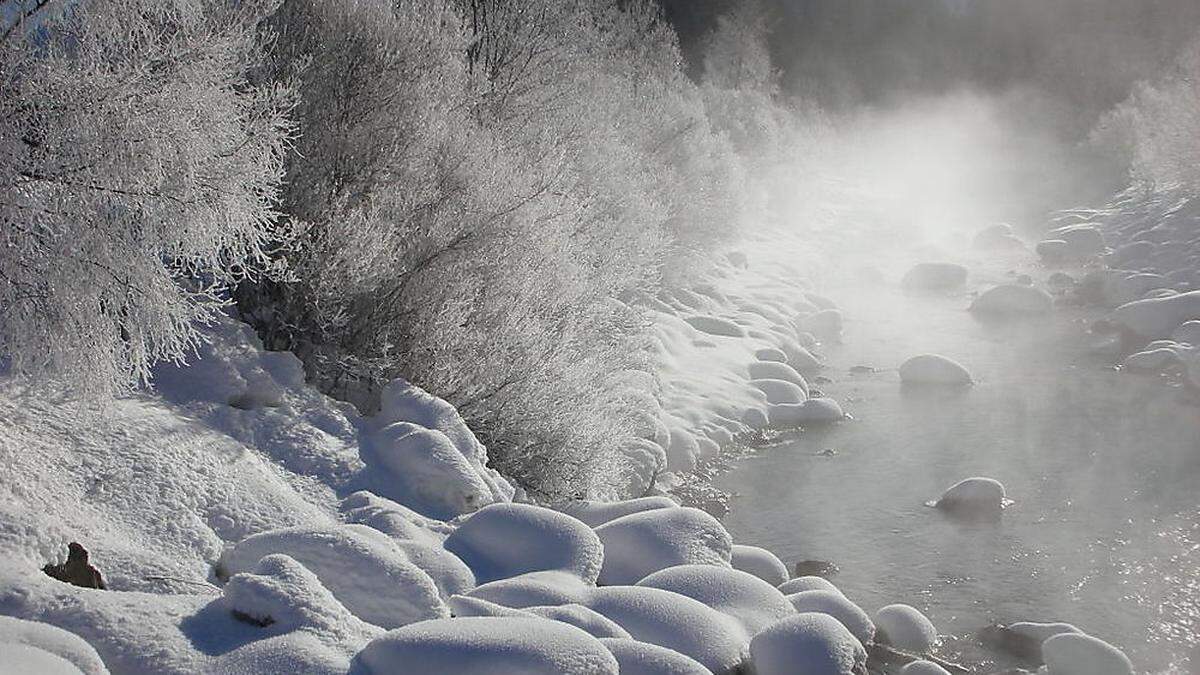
[0,0,295,393]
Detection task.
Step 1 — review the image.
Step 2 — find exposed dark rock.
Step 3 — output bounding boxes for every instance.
[43,542,106,590]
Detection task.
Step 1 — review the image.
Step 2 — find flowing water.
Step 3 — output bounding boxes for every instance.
[717,241,1200,673]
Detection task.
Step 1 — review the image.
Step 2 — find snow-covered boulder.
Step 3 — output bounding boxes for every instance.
[2,644,87,675]
[933,477,1008,517]
[785,590,875,645]
[1111,290,1200,338]
[898,354,973,386]
[526,604,632,639]
[1042,632,1133,675]
[899,661,951,675]
[341,491,453,545]
[638,565,795,635]
[465,570,593,608]
[393,539,475,602]
[1122,346,1180,371]
[778,576,841,596]
[369,423,494,519]
[598,638,710,675]
[902,263,968,291]
[684,315,747,338]
[873,604,937,652]
[444,503,604,584]
[587,586,749,674]
[1172,319,1200,345]
[755,347,788,363]
[780,339,823,372]
[747,362,810,393]
[377,379,513,504]
[1036,239,1069,261]
[970,284,1053,315]
[355,617,619,674]
[222,554,377,642]
[730,545,789,586]
[751,378,807,405]
[749,613,867,675]
[0,616,108,675]
[219,525,447,629]
[767,398,845,428]
[595,507,732,585]
[448,595,535,619]
[557,498,678,528]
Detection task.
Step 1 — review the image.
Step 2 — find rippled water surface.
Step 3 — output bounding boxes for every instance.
[717,250,1200,673]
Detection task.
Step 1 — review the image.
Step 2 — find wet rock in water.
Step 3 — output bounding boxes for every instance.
[849,365,876,374]
[793,560,839,578]
[43,543,106,590]
[1015,274,1033,286]
[932,477,1008,518]
[969,284,1053,315]
[898,354,973,386]
[901,263,968,292]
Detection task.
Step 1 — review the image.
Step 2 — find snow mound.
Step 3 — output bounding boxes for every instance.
[2,643,86,675]
[752,378,807,404]
[1122,346,1180,371]
[749,612,867,675]
[973,223,1024,250]
[447,595,534,619]
[1042,632,1133,675]
[899,354,973,386]
[595,507,732,585]
[785,590,875,645]
[222,554,377,643]
[899,660,951,675]
[377,379,513,505]
[443,503,603,584]
[755,347,788,363]
[970,284,1053,315]
[557,498,678,528]
[901,263,968,292]
[874,604,938,652]
[597,638,710,675]
[355,617,619,674]
[638,564,795,635]
[341,491,454,545]
[778,576,841,596]
[393,539,476,603]
[934,477,1008,517]
[465,570,593,608]
[730,544,789,586]
[1111,290,1200,339]
[747,362,809,393]
[367,422,494,520]
[526,604,631,639]
[218,525,446,629]
[767,398,845,428]
[587,586,748,674]
[0,615,108,675]
[683,315,747,338]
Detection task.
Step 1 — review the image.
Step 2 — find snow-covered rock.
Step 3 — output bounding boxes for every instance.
[767,398,845,428]
[902,263,968,291]
[684,315,747,338]
[465,570,593,608]
[368,422,494,520]
[0,616,108,675]
[970,284,1054,314]
[597,638,710,675]
[899,661,951,675]
[1042,632,1133,675]
[934,477,1008,517]
[747,361,810,393]
[444,503,603,585]
[785,590,875,645]
[898,354,973,386]
[393,539,476,602]
[749,613,867,675]
[526,604,632,639]
[638,565,795,635]
[587,586,748,674]
[1111,290,1200,339]
[594,507,732,585]
[447,595,535,619]
[1172,319,1200,345]
[557,498,678,528]
[873,604,938,652]
[730,545,789,586]
[1122,347,1180,371]
[341,491,453,546]
[219,525,447,629]
[755,347,788,363]
[2,644,87,675]
[752,378,807,405]
[777,576,841,596]
[355,617,619,674]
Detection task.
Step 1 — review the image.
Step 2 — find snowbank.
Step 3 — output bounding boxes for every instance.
[637,564,795,635]
[778,576,841,595]
[898,354,973,386]
[355,617,619,674]
[594,507,732,585]
[444,503,603,585]
[749,612,867,675]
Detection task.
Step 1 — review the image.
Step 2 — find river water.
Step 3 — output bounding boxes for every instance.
[716,239,1200,673]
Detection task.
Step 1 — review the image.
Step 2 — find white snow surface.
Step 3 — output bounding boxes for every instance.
[749,612,867,675]
[0,615,109,675]
[777,576,842,595]
[355,617,620,674]
[443,503,604,584]
[594,507,733,585]
[597,637,710,675]
[637,564,795,636]
[785,589,876,645]
[730,544,789,586]
[873,603,938,652]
